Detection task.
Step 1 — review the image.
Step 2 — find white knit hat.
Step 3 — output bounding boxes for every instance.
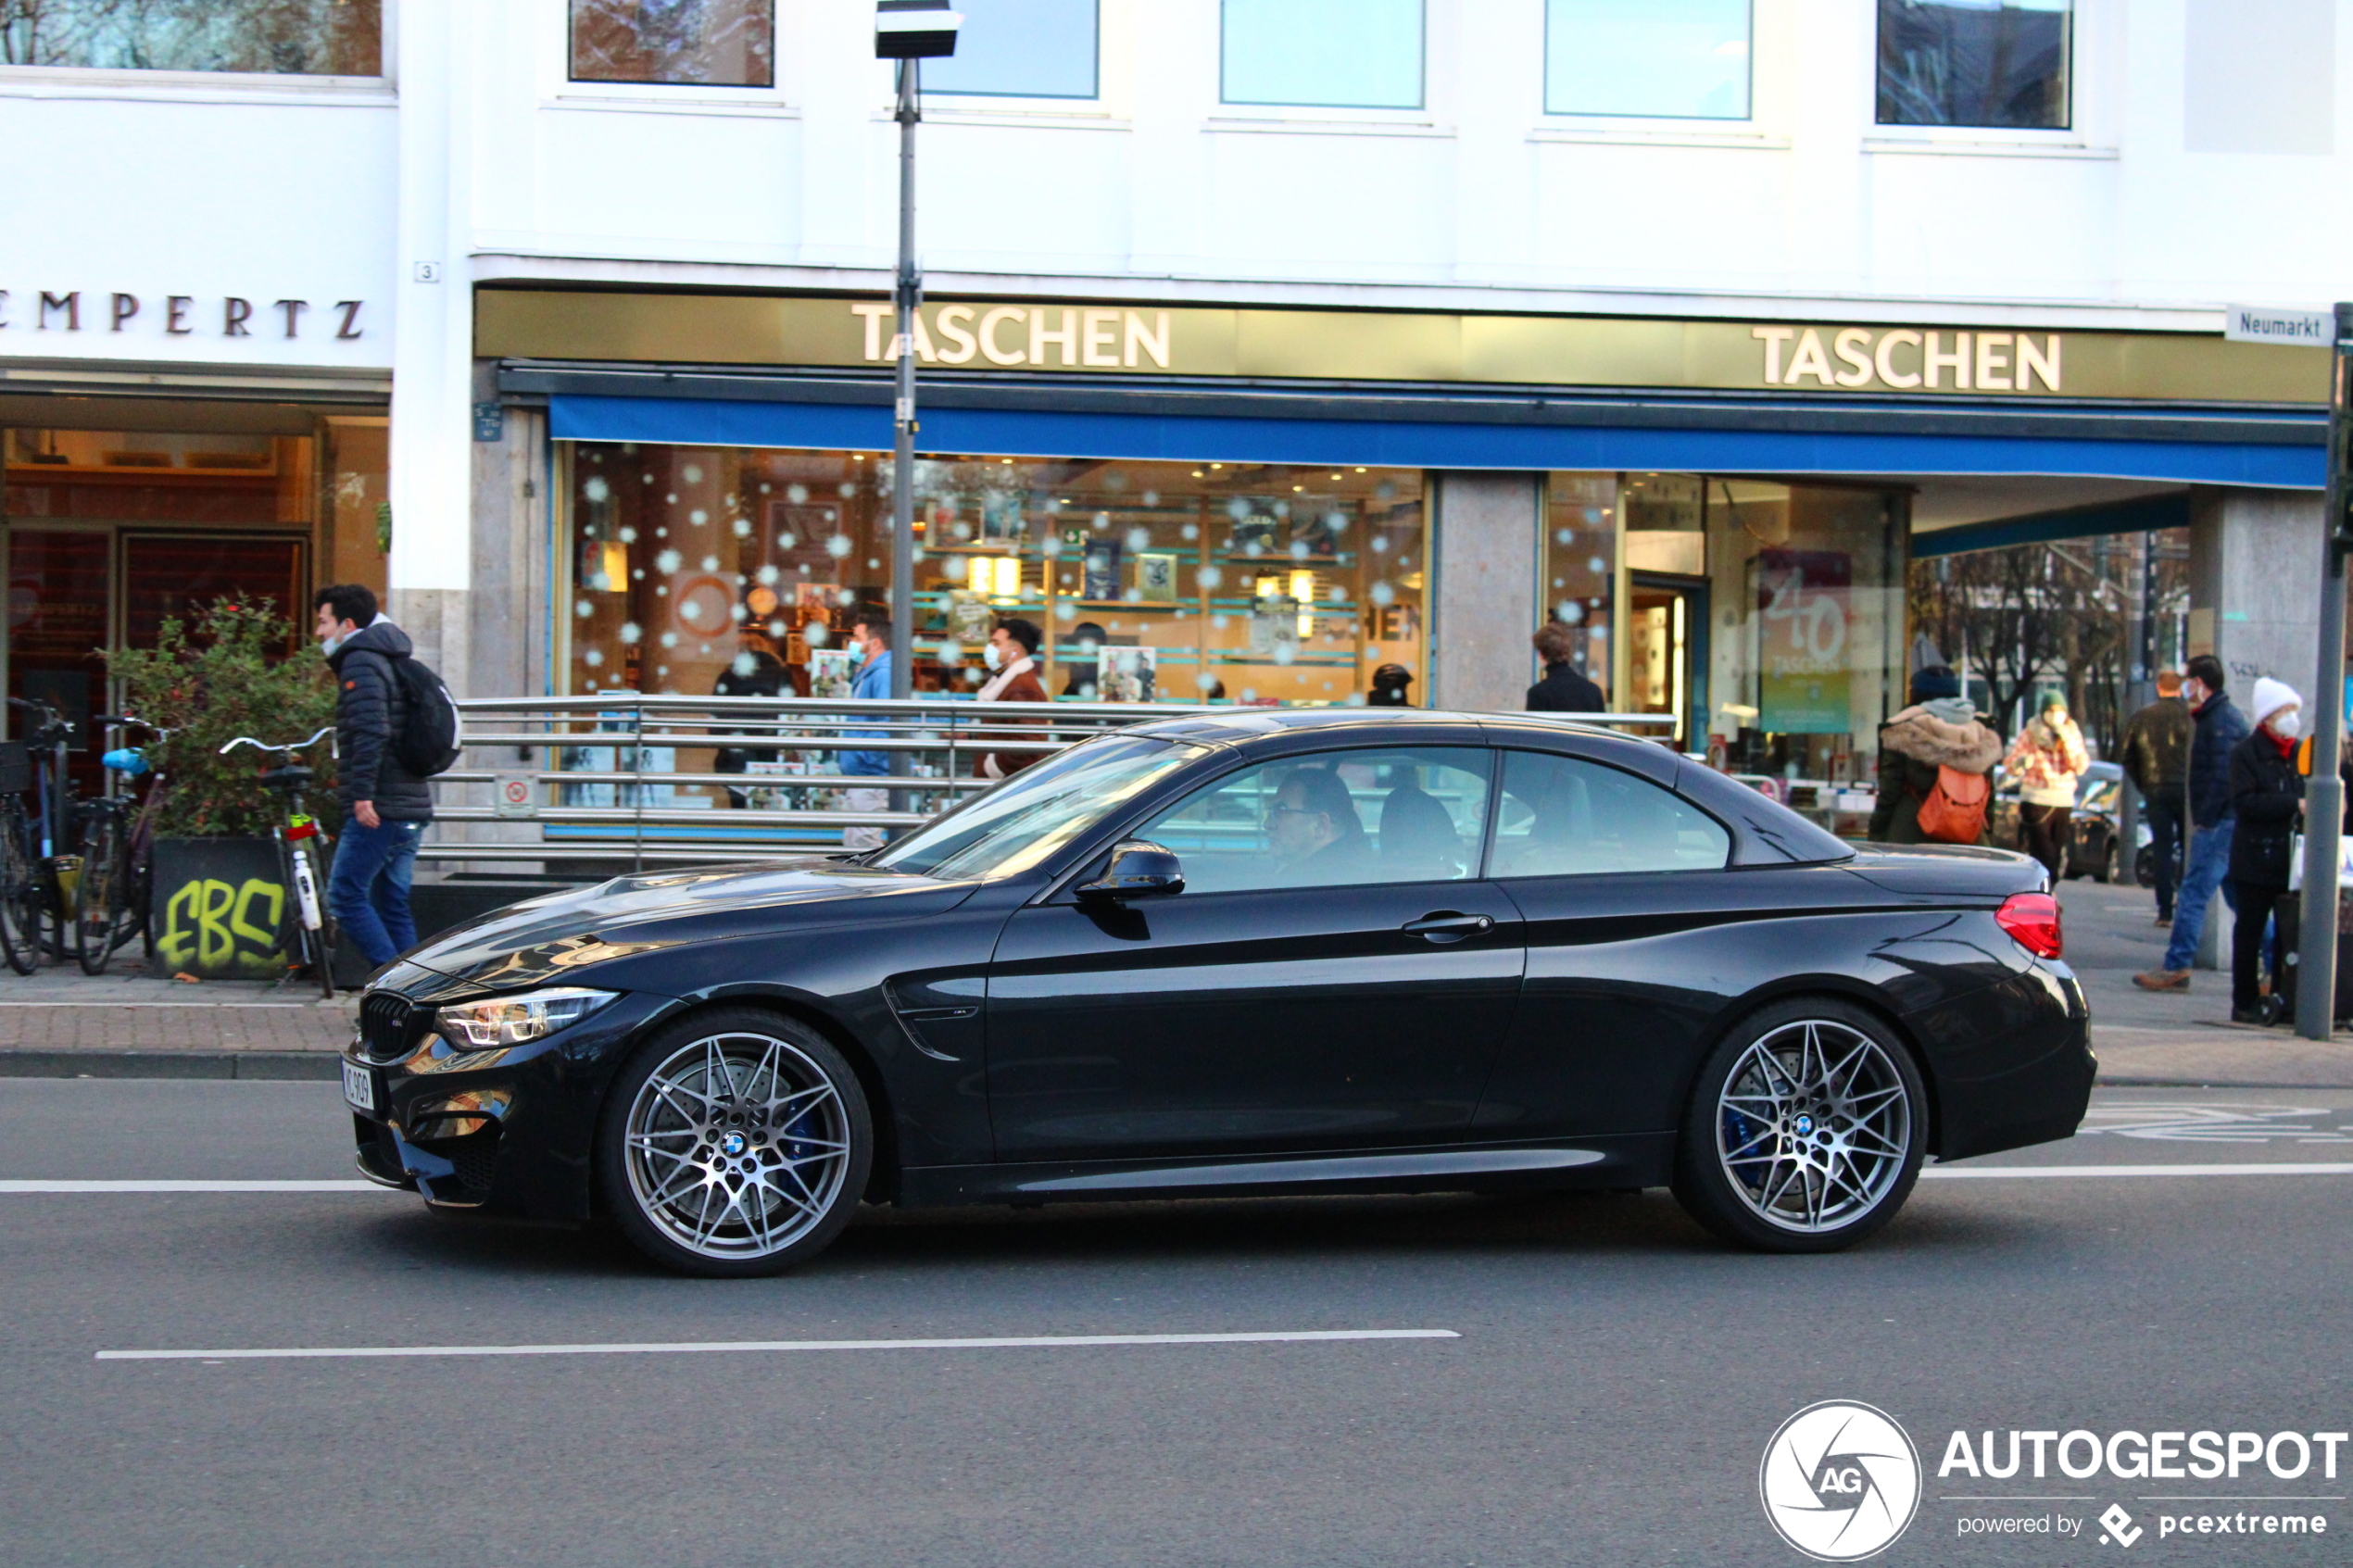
[2250,675,2301,726]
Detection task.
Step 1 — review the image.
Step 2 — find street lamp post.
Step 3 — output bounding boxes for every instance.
[875,2,962,704]
[2294,301,2353,1040]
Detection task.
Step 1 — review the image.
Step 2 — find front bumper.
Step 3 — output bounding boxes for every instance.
[343,983,677,1221]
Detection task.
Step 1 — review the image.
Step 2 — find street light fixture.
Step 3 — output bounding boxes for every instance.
[875,1,962,704]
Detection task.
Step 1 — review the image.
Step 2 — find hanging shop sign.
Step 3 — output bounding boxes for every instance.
[477,287,2332,405]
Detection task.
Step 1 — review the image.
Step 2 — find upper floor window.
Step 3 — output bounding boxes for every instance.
[1876,0,2070,129]
[1545,0,1751,119]
[1,0,381,75]
[924,0,1097,99]
[1221,0,1424,111]
[570,0,774,87]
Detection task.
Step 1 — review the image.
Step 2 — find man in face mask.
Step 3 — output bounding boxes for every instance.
[2223,677,2307,1022]
[837,608,894,851]
[975,618,1047,779]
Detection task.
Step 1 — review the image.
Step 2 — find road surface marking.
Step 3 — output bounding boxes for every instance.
[97,1329,1463,1362]
[1925,1162,2353,1179]
[0,1180,380,1193]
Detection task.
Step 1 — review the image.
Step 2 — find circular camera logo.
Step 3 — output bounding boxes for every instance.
[1759,1400,1922,1562]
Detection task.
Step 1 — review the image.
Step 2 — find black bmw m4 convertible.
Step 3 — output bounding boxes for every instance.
[343,709,2091,1275]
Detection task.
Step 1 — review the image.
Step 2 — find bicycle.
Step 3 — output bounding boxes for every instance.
[0,696,78,973]
[219,727,338,999]
[74,715,170,976]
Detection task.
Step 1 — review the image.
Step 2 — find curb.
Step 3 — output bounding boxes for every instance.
[0,1051,342,1081]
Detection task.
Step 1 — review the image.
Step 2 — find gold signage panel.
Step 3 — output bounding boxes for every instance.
[478,288,2329,406]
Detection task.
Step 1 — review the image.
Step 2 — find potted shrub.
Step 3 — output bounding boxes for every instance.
[103,599,339,979]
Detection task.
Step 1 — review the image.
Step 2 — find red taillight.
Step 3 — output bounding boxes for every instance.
[1996,892,2063,959]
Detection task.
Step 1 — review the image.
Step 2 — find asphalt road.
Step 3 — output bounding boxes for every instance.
[5,1081,2352,1567]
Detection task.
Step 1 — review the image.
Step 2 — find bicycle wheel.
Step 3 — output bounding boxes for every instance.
[284,839,335,998]
[75,809,134,976]
[0,809,39,974]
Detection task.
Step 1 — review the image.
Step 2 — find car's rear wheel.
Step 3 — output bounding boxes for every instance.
[597,1009,872,1277]
[1671,998,1925,1253]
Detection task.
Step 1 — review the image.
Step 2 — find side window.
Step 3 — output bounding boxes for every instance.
[1134,747,1492,895]
[1490,751,1730,878]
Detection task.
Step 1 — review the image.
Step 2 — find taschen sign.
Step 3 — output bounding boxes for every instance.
[475,287,2334,405]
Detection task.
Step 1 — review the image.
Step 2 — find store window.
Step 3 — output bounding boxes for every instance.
[0,0,381,74]
[1544,0,1751,119]
[1876,0,2070,129]
[924,0,1097,98]
[563,445,1427,723]
[1221,0,1423,110]
[569,0,774,87]
[1541,471,1619,696]
[1544,470,1906,807]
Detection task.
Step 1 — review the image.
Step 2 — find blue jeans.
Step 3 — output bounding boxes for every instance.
[329,818,423,967]
[2162,820,2237,972]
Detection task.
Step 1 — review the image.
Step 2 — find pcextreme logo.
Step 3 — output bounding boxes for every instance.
[1760,1401,1923,1562]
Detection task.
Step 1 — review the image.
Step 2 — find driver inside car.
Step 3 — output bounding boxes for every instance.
[1266,767,1375,886]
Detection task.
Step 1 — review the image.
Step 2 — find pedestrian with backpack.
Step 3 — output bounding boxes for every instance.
[1869,666,2001,845]
[313,583,454,970]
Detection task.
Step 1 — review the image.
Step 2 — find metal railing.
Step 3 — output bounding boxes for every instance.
[422,695,1673,870]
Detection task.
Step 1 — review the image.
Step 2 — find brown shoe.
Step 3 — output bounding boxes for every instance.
[2133,968,2190,992]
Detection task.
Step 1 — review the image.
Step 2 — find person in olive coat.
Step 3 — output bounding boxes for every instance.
[1868,666,2002,844]
[2227,677,2306,1023]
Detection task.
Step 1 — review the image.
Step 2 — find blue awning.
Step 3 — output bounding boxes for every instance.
[548,394,2325,490]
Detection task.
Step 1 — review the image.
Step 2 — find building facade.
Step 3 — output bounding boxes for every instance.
[3,0,2344,819]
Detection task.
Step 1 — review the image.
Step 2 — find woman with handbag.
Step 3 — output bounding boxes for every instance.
[2004,690,2090,880]
[1869,666,2001,844]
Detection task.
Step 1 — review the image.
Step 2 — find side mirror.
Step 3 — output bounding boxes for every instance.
[1077,840,1185,902]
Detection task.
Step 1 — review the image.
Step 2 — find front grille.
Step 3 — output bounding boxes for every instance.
[358,993,421,1064]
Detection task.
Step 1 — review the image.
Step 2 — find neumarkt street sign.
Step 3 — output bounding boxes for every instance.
[2225,304,2334,346]
[479,287,2333,406]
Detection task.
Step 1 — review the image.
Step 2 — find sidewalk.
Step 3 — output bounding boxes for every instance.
[0,961,353,1078]
[2061,878,2353,1088]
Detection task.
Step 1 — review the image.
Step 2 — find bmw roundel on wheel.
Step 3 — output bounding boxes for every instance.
[342,710,2092,1276]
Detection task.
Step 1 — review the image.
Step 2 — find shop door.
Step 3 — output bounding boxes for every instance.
[1628,574,1708,752]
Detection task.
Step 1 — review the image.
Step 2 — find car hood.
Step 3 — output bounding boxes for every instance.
[400,857,978,989]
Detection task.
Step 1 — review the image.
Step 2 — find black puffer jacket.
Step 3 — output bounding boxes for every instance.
[2226,729,2302,885]
[326,621,434,822]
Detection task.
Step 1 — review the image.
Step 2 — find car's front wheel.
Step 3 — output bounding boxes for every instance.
[1671,999,1925,1253]
[597,1009,873,1277]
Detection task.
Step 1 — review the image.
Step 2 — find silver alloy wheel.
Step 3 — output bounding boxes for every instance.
[622,1031,853,1261]
[1715,1019,1912,1234]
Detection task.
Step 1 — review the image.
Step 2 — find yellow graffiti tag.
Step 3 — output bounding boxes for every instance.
[155,878,286,975]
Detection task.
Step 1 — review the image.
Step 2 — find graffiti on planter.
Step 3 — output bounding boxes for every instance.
[153,878,284,975]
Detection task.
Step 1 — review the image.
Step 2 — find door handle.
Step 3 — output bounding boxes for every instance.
[1402,911,1494,943]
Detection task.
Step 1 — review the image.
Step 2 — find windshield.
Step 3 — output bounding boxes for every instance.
[871,734,1203,881]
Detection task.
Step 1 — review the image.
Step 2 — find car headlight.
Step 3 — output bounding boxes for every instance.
[434,986,619,1048]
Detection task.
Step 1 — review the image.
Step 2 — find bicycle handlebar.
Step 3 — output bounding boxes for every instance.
[219,726,334,758]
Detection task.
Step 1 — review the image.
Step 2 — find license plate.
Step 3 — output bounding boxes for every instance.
[342,1060,376,1114]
